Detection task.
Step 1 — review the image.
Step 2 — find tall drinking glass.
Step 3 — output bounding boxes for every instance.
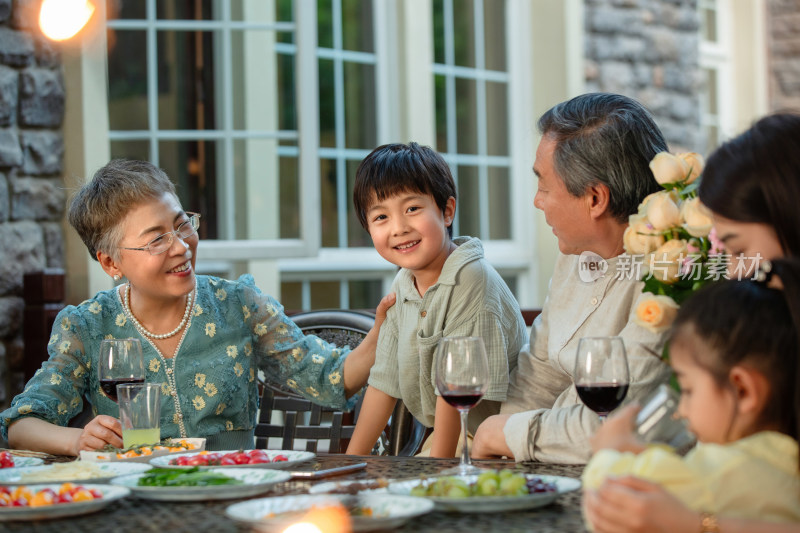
[98,338,145,403]
[434,336,489,475]
[574,336,630,422]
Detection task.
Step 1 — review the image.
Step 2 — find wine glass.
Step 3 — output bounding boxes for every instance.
[98,338,145,403]
[573,336,629,422]
[434,336,490,475]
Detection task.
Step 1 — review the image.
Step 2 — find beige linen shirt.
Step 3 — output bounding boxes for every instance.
[501,253,671,464]
[369,237,528,430]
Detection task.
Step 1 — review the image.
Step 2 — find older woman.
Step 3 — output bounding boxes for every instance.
[1,159,391,455]
[471,93,672,463]
[583,113,800,533]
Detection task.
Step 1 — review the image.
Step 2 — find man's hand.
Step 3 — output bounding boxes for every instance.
[471,414,514,459]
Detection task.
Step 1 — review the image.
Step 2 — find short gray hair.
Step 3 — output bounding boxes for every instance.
[537,93,667,222]
[68,159,178,261]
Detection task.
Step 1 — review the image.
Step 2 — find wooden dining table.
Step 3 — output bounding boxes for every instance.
[1,454,588,532]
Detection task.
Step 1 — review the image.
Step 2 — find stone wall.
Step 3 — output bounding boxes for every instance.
[584,0,703,152]
[0,0,65,407]
[767,0,800,111]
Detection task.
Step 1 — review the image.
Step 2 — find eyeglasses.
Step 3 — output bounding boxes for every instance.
[120,213,201,255]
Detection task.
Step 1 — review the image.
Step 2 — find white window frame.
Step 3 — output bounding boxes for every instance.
[105,0,321,261]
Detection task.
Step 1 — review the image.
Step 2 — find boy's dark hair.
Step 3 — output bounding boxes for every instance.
[670,258,800,454]
[353,142,456,238]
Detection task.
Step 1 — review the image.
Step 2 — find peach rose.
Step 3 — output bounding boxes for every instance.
[649,152,690,185]
[681,197,713,238]
[623,215,665,255]
[633,295,680,333]
[645,191,681,231]
[676,152,705,184]
[648,239,688,284]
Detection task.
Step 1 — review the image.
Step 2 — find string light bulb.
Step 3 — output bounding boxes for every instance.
[39,0,95,41]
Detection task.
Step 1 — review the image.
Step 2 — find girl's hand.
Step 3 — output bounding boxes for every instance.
[72,415,123,454]
[583,476,700,533]
[590,403,646,454]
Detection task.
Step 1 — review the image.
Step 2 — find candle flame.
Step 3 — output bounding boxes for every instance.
[282,523,323,533]
[39,0,95,41]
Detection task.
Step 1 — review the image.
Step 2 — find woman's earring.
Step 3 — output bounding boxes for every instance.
[113,274,122,282]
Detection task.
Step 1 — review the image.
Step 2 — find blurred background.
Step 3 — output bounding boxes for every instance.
[0,0,795,405]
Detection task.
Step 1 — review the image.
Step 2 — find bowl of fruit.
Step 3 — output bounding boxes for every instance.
[387,469,581,513]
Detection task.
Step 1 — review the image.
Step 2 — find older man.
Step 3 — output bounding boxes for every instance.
[472,93,673,464]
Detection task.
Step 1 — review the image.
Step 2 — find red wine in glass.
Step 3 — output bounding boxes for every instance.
[435,336,490,475]
[98,338,145,403]
[573,337,630,421]
[100,377,145,403]
[575,382,630,416]
[441,390,484,410]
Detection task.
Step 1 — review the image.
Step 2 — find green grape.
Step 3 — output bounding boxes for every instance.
[497,469,515,480]
[446,484,471,498]
[499,474,527,495]
[410,485,427,497]
[476,476,499,496]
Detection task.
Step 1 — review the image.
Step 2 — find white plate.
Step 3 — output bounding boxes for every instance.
[387,474,581,513]
[110,467,291,501]
[226,493,434,532]
[80,438,206,463]
[308,479,389,495]
[0,483,130,521]
[149,450,315,470]
[0,462,152,485]
[1,457,44,468]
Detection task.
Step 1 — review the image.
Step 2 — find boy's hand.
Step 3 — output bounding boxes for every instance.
[590,404,646,454]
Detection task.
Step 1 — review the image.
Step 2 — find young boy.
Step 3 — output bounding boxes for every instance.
[346,142,527,457]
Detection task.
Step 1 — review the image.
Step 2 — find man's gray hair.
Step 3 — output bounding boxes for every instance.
[537,93,667,222]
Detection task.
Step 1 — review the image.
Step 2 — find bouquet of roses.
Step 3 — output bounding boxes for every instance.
[623,152,726,334]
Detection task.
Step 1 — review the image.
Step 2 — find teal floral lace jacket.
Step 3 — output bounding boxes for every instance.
[0,275,356,449]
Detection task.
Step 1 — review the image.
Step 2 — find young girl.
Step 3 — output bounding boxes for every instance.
[582,258,800,526]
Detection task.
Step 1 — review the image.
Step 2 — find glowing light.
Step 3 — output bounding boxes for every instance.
[39,0,95,41]
[282,523,323,533]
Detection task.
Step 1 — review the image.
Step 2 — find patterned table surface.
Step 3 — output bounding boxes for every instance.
[0,454,587,533]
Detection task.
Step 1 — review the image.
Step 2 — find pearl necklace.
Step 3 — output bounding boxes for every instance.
[123,282,195,339]
[118,283,194,438]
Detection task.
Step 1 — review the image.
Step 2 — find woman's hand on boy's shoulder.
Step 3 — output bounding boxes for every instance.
[373,292,396,330]
[590,404,646,455]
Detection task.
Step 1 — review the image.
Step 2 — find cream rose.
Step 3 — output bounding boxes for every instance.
[624,216,665,255]
[676,152,705,184]
[633,295,680,333]
[645,191,681,231]
[648,239,688,284]
[681,197,713,238]
[649,152,690,185]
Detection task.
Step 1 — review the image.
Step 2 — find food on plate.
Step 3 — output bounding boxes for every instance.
[264,503,380,520]
[168,449,288,466]
[0,483,103,507]
[18,462,110,483]
[0,452,15,469]
[409,470,557,498]
[320,479,389,495]
[100,439,199,459]
[136,467,243,487]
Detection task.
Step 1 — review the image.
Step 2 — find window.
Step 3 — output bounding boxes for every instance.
[102,0,534,311]
[106,0,319,260]
[432,0,511,240]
